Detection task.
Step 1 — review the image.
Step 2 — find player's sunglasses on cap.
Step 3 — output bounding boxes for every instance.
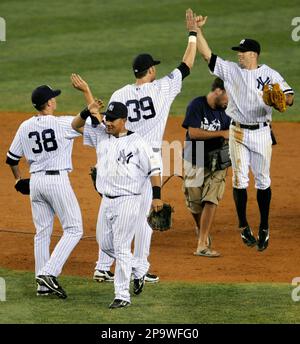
[231,38,261,55]
[132,53,161,73]
[102,101,128,121]
[31,85,61,108]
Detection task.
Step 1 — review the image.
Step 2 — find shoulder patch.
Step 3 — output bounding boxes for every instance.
[167,72,174,79]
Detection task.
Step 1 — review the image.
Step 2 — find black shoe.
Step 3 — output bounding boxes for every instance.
[257,228,269,252]
[36,275,67,299]
[109,299,130,309]
[133,275,145,295]
[240,226,257,247]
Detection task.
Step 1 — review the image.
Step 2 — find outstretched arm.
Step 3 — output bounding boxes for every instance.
[195,15,212,63]
[181,8,198,69]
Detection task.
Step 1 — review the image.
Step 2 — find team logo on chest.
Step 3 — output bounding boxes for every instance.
[256,76,271,90]
[117,149,134,164]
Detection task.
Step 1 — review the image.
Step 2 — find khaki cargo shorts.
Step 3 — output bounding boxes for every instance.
[183,160,227,214]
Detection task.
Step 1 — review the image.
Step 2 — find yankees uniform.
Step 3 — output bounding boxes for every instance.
[6,85,83,297]
[209,38,294,250]
[83,104,161,305]
[95,54,191,278]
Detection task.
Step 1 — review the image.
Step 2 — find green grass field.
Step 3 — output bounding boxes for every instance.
[0,268,299,324]
[0,0,299,120]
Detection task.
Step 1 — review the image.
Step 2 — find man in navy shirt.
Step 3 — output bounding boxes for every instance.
[182,77,230,257]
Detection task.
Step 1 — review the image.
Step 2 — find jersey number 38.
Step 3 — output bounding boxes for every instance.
[28,129,58,154]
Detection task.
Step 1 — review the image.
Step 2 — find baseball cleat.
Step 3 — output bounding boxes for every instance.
[109,299,131,309]
[36,286,55,296]
[133,275,145,295]
[36,275,67,299]
[145,273,159,283]
[240,226,257,247]
[257,228,269,252]
[93,270,114,282]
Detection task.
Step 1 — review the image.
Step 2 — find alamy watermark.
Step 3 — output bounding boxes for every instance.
[0,277,6,301]
[291,17,300,42]
[291,277,300,302]
[0,17,6,42]
[96,140,205,188]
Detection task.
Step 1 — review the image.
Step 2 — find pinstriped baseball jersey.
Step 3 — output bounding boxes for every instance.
[7,113,83,280]
[108,68,182,149]
[83,122,161,196]
[7,115,80,173]
[212,56,294,123]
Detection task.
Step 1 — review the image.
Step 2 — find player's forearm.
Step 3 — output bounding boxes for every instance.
[72,114,86,131]
[196,28,212,63]
[72,113,87,132]
[188,127,226,140]
[82,87,94,105]
[150,175,161,188]
[182,36,197,69]
[10,165,21,181]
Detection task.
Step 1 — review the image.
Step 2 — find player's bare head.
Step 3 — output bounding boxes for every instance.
[102,102,128,136]
[31,85,61,112]
[132,53,160,80]
[210,78,228,109]
[231,38,260,68]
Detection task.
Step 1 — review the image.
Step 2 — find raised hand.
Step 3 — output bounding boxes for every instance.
[186,8,198,32]
[195,15,208,28]
[71,73,90,92]
[88,99,104,115]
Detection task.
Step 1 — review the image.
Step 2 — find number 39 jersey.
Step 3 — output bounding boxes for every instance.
[7,115,81,173]
[108,68,182,149]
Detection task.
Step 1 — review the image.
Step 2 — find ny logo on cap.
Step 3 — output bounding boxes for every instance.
[108,104,114,111]
[240,39,245,45]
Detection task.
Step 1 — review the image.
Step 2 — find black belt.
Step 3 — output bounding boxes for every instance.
[45,170,60,175]
[232,121,268,130]
[104,194,141,199]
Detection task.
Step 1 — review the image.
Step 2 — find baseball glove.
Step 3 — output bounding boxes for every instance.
[15,179,30,195]
[263,83,286,112]
[89,166,97,191]
[147,203,174,232]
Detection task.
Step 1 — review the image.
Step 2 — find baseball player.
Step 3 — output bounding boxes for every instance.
[92,8,198,283]
[71,101,163,309]
[6,85,85,298]
[194,12,294,251]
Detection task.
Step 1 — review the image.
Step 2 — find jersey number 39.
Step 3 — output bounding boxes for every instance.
[29,129,58,153]
[126,96,156,122]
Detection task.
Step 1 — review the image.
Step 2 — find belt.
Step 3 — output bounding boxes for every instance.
[45,170,60,175]
[232,121,268,130]
[104,194,141,199]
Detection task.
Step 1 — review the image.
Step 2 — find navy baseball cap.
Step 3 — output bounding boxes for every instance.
[102,102,128,121]
[32,85,61,109]
[232,39,261,55]
[132,53,160,74]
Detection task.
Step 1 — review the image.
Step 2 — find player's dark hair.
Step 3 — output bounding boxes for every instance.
[211,77,225,91]
[134,69,148,79]
[35,102,47,111]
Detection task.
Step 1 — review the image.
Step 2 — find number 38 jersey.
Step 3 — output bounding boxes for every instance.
[108,68,182,150]
[7,115,80,173]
